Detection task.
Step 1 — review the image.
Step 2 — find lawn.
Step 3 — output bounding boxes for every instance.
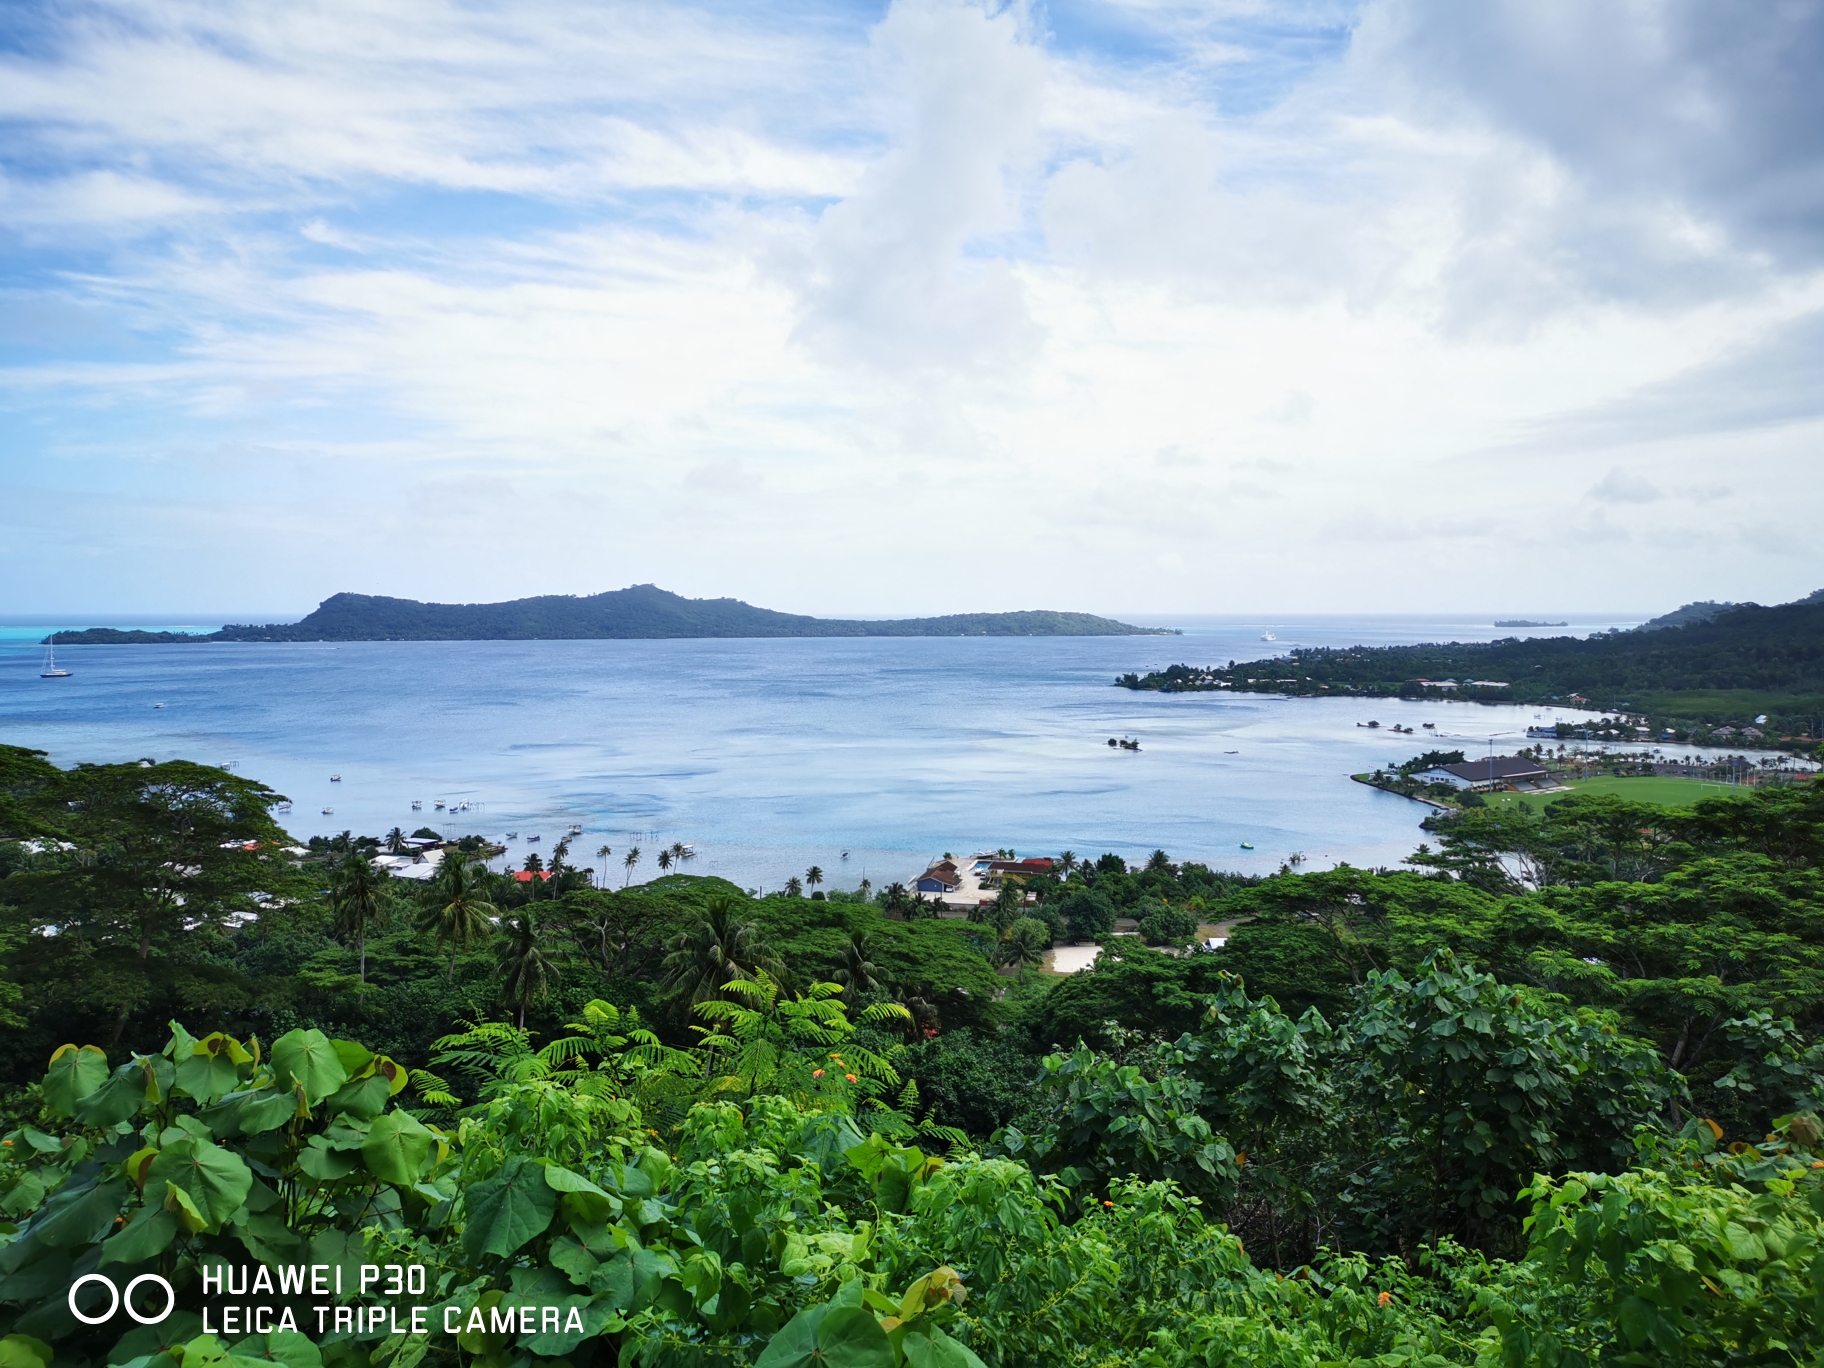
[1485,774,1748,814]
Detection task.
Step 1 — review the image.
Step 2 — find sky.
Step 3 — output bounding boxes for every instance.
[2,0,1821,620]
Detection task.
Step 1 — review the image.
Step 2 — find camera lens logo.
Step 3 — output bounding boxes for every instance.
[68,1273,176,1326]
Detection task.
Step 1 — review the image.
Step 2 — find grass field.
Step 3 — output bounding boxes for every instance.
[1485,774,1750,814]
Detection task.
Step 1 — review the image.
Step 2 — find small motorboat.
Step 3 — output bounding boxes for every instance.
[1260,631,1276,642]
[321,807,334,815]
[840,850,850,859]
[1239,842,1255,850]
[434,800,446,810]
[505,831,518,839]
[411,800,423,810]
[526,834,541,842]
[568,823,584,835]
[153,702,166,709]
[330,774,342,782]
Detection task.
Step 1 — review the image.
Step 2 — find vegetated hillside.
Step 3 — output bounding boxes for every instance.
[48,583,1174,642]
[1118,592,1824,734]
[8,743,1824,1363]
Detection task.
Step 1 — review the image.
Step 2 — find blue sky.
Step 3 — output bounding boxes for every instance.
[2,0,1821,619]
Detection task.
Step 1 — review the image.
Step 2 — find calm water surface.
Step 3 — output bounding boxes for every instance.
[0,616,1643,889]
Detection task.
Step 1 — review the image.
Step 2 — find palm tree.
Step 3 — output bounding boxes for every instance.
[330,852,386,985]
[657,849,673,873]
[858,877,872,902]
[992,880,1024,934]
[496,910,558,1029]
[419,856,496,979]
[881,882,910,918]
[659,895,782,1011]
[1057,850,1077,878]
[623,846,641,887]
[385,827,407,854]
[805,865,824,893]
[997,918,1048,973]
[596,844,612,886]
[831,933,880,1006]
[670,841,690,867]
[783,875,803,898]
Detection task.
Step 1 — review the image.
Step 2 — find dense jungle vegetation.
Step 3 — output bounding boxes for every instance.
[5,741,1824,1365]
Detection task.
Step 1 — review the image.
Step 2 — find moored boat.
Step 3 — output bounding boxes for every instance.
[40,635,71,678]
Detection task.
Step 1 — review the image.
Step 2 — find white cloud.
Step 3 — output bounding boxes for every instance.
[1587,467,1663,506]
[2,0,1823,617]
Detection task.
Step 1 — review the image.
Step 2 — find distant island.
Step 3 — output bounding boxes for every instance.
[1115,591,1824,749]
[46,584,1178,643]
[1492,619,1568,628]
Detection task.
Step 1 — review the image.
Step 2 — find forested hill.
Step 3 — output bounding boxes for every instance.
[1118,593,1824,733]
[50,584,1176,642]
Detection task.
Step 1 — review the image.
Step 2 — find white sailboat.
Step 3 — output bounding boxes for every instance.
[40,634,71,678]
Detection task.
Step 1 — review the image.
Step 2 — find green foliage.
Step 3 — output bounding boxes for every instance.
[1052,890,1113,944]
[998,1045,1238,1206]
[1502,1120,1824,1365]
[1136,902,1196,946]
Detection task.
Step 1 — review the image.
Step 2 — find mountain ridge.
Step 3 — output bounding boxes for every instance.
[45,584,1177,642]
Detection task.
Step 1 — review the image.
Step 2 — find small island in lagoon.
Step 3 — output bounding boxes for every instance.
[45,582,1179,643]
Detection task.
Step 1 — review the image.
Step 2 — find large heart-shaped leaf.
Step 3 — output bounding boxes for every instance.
[99,1204,177,1265]
[815,1307,893,1368]
[544,1166,618,1224]
[0,1333,52,1368]
[901,1331,987,1368]
[174,1037,246,1103]
[75,1065,151,1128]
[145,1137,251,1230]
[263,1330,322,1368]
[524,1293,624,1356]
[753,1304,827,1368]
[42,1046,109,1116]
[361,1112,433,1187]
[755,1292,893,1368]
[32,1176,127,1248]
[270,1031,347,1106]
[233,1089,298,1137]
[322,1074,390,1121]
[463,1156,556,1259]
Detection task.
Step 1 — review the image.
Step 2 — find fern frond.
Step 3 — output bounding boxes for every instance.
[859,1001,914,1026]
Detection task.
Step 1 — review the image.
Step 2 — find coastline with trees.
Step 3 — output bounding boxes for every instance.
[1116,589,1824,753]
[6,741,1824,1361]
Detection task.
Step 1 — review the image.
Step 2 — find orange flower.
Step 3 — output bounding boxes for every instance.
[812,1069,825,1078]
[1102,1200,1114,1208]
[1378,1292,1391,1307]
[846,1074,857,1083]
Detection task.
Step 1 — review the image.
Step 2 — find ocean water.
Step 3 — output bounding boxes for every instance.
[0,615,1645,890]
